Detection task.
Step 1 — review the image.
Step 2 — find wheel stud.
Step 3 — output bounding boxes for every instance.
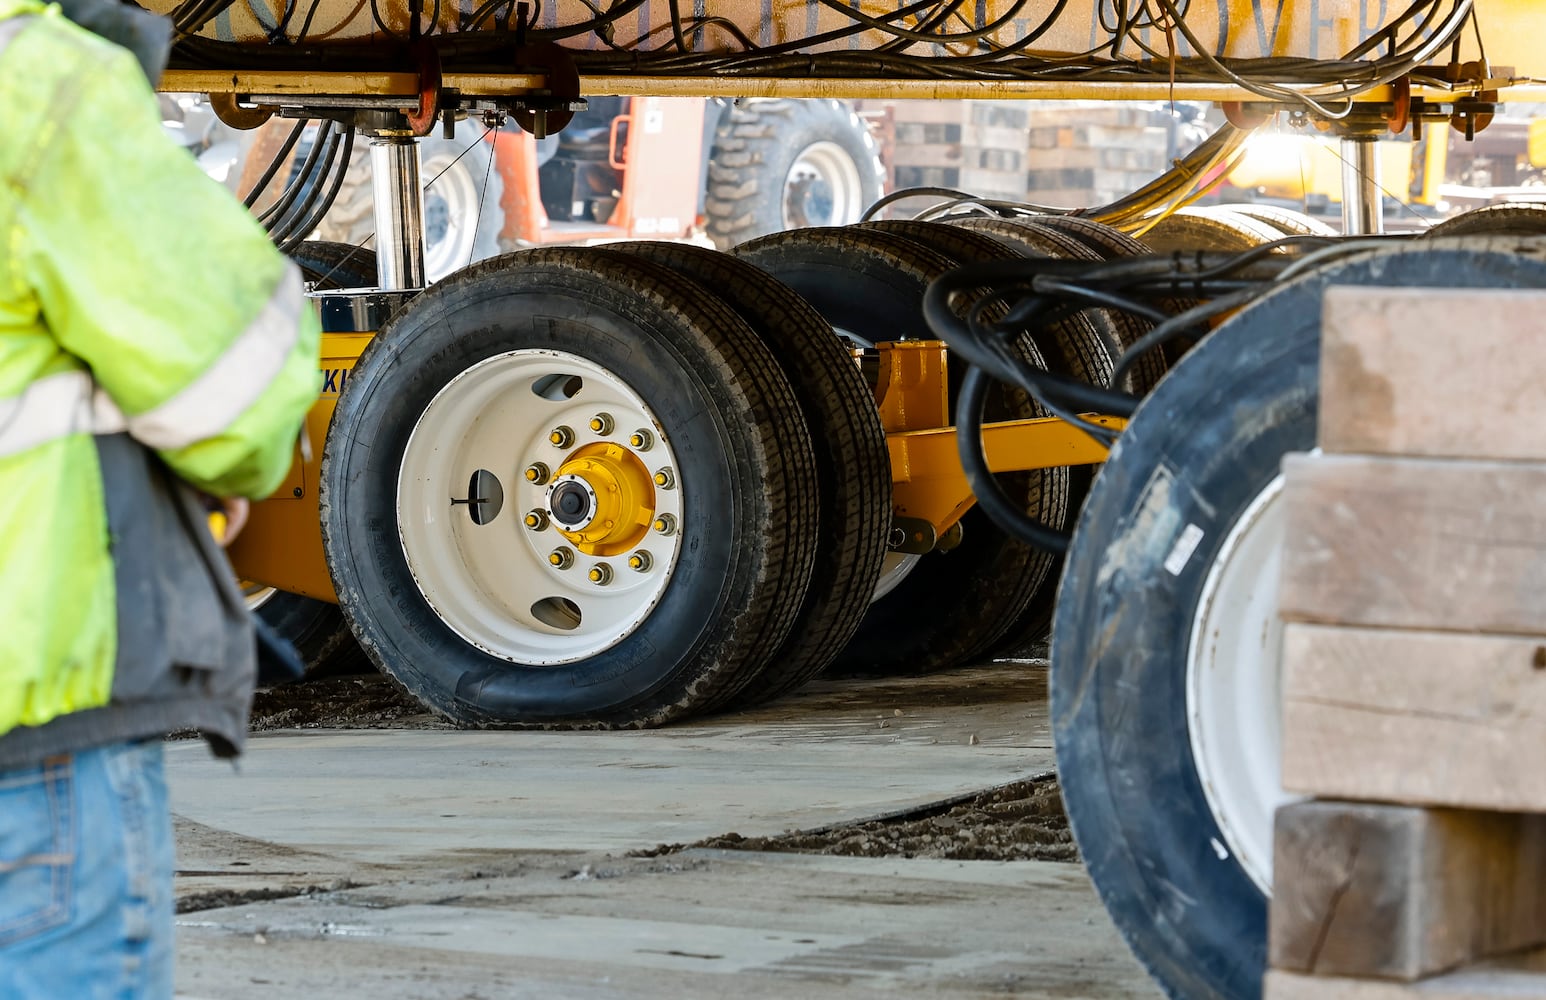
[627,552,652,573]
[524,462,551,485]
[587,563,613,585]
[652,514,677,535]
[547,547,575,570]
[653,468,676,489]
[523,510,550,531]
[588,413,615,435]
[628,429,654,451]
[549,425,575,448]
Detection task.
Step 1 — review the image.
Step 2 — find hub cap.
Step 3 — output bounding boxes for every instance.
[398,350,683,665]
[783,141,865,228]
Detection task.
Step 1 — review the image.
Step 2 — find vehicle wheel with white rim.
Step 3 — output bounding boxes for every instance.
[605,242,891,708]
[320,247,818,727]
[705,99,884,250]
[1050,240,1546,1000]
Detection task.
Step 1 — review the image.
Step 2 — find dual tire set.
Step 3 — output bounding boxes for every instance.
[306,212,1171,728]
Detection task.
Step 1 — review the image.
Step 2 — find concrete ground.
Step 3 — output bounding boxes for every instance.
[169,662,1158,998]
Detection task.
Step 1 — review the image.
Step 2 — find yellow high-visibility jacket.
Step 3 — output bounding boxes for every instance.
[0,0,320,762]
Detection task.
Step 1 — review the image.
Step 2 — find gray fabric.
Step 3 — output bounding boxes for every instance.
[50,0,171,86]
[0,434,255,771]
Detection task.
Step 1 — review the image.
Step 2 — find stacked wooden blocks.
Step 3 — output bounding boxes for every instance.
[878,100,1032,203]
[1023,102,1170,209]
[1267,286,1546,999]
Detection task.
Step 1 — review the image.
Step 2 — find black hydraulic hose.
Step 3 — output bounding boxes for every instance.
[267,122,343,244]
[242,118,309,209]
[956,365,1071,555]
[277,127,356,253]
[1109,287,1261,388]
[923,263,1141,417]
[259,121,334,230]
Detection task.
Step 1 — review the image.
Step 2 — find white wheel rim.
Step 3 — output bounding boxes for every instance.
[871,552,920,603]
[783,141,865,228]
[244,583,278,612]
[397,350,683,665]
[421,152,485,282]
[1185,475,1299,894]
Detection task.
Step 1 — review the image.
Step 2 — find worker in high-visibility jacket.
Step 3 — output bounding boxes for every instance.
[0,0,321,993]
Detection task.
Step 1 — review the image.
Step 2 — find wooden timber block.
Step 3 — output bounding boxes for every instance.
[1320,286,1546,460]
[1281,624,1546,811]
[1277,453,1546,635]
[1270,802,1546,982]
[1266,947,1546,999]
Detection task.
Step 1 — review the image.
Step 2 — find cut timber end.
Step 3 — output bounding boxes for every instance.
[1319,286,1546,461]
[1277,453,1546,635]
[1270,802,1546,982]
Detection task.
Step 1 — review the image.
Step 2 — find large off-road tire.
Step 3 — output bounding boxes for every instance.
[705,100,884,250]
[607,242,891,707]
[1052,239,1546,1000]
[244,242,381,680]
[320,247,818,727]
[736,226,1068,676]
[312,131,507,284]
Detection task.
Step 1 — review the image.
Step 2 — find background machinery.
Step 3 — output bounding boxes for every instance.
[137,0,1546,997]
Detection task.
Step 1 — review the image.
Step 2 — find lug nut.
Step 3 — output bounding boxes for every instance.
[653,468,675,490]
[549,425,575,448]
[547,547,575,570]
[523,510,550,531]
[588,412,615,435]
[627,552,653,572]
[628,429,654,451]
[524,462,551,485]
[587,563,614,585]
[652,514,677,536]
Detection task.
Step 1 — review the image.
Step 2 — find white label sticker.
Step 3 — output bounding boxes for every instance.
[1164,523,1205,576]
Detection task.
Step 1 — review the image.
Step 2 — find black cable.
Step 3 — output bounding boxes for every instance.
[242,118,309,209]
[268,123,344,245]
[278,126,356,252]
[956,366,1071,555]
[259,121,334,229]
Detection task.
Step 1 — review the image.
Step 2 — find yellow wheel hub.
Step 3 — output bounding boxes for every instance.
[551,442,657,556]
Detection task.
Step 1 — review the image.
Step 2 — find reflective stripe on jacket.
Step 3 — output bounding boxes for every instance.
[0,0,322,745]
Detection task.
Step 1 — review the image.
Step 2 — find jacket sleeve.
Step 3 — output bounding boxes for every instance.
[15,38,321,499]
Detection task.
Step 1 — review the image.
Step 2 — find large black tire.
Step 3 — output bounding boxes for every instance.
[249,242,381,680]
[736,226,1067,676]
[1209,204,1337,237]
[1052,239,1546,1000]
[606,242,891,707]
[320,247,818,727]
[705,100,884,250]
[1134,208,1283,254]
[312,130,507,284]
[1424,202,1546,237]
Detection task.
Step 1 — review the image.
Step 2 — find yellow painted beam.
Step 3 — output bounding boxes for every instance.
[888,414,1125,538]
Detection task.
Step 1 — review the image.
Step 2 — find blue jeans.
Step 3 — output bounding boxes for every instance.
[0,740,173,999]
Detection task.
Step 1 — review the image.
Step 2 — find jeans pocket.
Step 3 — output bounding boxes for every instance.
[0,758,74,947]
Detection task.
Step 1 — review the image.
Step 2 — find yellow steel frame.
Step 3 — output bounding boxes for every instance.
[871,340,1123,540]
